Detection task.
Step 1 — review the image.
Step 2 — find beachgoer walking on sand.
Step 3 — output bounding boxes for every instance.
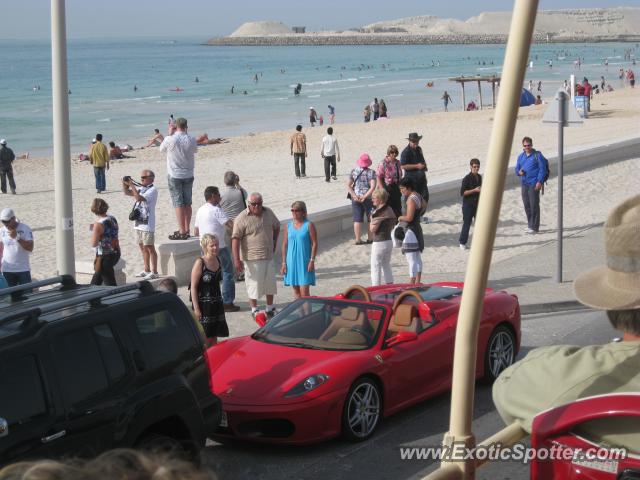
[281,201,317,299]
[194,186,239,312]
[442,91,452,112]
[89,133,109,194]
[515,136,547,234]
[232,192,280,319]
[379,99,387,118]
[290,124,307,179]
[309,107,317,127]
[122,169,158,280]
[364,104,371,123]
[372,98,380,121]
[346,154,376,245]
[190,234,229,347]
[327,104,335,124]
[537,81,542,92]
[160,117,197,240]
[89,198,120,286]
[458,158,482,250]
[0,208,34,287]
[321,127,340,182]
[528,80,533,92]
[144,129,164,148]
[628,69,636,88]
[0,139,17,194]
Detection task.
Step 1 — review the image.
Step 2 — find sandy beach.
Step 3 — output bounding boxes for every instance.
[5,87,639,289]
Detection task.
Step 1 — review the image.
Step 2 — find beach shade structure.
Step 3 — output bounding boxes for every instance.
[449,75,501,111]
[520,88,536,106]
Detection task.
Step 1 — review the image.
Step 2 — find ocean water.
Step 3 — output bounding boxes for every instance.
[0,37,635,155]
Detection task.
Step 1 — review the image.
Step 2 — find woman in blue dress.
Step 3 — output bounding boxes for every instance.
[280,201,318,299]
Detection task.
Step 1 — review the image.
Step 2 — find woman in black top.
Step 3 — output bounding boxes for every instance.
[190,233,229,346]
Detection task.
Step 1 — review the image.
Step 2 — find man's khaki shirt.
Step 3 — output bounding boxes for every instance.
[290,132,307,155]
[232,207,280,261]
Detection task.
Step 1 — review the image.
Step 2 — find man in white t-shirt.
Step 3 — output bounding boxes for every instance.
[122,169,158,279]
[159,117,197,240]
[194,186,239,312]
[320,127,340,182]
[0,208,34,286]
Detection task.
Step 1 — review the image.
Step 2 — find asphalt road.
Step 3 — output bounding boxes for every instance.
[202,309,618,480]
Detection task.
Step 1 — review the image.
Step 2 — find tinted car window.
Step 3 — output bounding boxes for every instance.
[93,324,126,382]
[134,310,193,369]
[0,355,47,424]
[53,328,109,406]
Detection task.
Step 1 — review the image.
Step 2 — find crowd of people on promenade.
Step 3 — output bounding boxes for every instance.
[0,107,551,343]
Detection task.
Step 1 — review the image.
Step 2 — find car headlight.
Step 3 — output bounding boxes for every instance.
[284,374,330,398]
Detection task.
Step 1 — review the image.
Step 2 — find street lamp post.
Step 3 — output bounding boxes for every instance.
[51,0,75,276]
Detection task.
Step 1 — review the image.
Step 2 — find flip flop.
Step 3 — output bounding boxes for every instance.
[354,240,365,245]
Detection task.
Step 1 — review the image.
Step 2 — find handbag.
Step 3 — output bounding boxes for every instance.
[347,168,366,200]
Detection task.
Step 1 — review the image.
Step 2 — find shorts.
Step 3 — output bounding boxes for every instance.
[135,229,155,246]
[352,198,373,222]
[167,175,194,207]
[244,259,277,299]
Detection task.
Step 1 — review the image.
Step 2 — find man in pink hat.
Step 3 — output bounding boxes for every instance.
[346,153,376,245]
[493,194,640,451]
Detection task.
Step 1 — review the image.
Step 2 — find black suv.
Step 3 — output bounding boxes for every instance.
[0,276,220,465]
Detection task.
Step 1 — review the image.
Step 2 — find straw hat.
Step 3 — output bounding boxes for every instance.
[573,194,640,310]
[357,153,372,168]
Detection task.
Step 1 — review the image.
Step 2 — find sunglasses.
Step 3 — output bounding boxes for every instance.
[291,208,303,212]
[249,202,262,206]
[141,175,153,179]
[1,220,9,225]
[523,144,532,148]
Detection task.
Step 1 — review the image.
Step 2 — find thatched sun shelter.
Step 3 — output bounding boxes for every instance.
[449,75,501,111]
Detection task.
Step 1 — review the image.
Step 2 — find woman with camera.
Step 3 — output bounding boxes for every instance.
[90,198,120,286]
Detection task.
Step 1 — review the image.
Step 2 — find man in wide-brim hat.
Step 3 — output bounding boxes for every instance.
[400,132,428,222]
[492,194,640,451]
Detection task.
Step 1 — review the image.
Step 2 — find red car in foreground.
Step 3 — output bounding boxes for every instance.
[207,282,521,444]
[530,393,640,479]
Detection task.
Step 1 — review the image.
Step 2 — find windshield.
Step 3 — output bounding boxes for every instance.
[252,298,387,351]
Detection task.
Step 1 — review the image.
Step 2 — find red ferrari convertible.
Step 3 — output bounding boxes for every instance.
[207,282,521,444]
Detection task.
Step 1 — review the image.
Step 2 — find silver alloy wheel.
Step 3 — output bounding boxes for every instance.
[346,381,381,438]
[488,329,515,378]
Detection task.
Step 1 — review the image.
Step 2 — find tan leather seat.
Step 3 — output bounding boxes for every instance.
[321,306,365,341]
[387,304,420,336]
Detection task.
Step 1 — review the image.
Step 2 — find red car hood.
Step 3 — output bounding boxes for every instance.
[209,337,360,405]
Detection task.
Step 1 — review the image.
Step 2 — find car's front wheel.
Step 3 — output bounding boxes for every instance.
[483,325,516,383]
[342,377,381,441]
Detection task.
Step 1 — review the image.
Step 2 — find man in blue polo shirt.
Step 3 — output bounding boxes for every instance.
[515,136,547,234]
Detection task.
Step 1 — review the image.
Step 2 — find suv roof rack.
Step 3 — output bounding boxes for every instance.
[2,275,77,299]
[0,280,156,330]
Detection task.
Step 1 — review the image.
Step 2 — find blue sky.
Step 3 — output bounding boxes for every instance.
[3,0,635,39]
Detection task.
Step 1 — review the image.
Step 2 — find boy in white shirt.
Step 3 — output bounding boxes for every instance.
[393,222,422,284]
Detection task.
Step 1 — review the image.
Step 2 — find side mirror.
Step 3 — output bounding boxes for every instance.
[386,331,418,347]
[254,311,267,327]
[0,417,8,438]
